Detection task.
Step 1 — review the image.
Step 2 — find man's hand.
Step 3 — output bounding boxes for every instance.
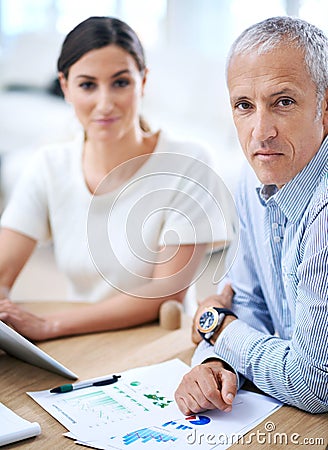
[192,283,234,344]
[175,359,237,415]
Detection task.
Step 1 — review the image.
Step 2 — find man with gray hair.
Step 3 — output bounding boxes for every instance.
[175,16,328,414]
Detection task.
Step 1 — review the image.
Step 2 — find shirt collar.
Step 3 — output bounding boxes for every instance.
[256,135,328,221]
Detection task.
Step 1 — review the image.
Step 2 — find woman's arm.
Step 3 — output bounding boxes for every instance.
[0,228,37,290]
[0,243,207,340]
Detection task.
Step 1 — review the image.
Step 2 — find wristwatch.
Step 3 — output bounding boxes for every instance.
[197,307,237,345]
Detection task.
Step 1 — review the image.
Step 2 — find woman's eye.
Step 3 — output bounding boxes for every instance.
[79,81,95,90]
[113,78,130,88]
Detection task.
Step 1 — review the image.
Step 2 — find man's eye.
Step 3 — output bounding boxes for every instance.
[278,98,294,106]
[113,78,130,88]
[236,102,251,110]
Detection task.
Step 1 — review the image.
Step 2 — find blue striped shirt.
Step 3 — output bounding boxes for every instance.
[194,136,328,413]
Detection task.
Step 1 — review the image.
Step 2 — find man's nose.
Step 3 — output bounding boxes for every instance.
[252,109,277,142]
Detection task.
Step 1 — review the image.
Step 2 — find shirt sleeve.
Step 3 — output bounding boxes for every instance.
[214,195,328,414]
[0,150,50,241]
[227,179,275,335]
[191,340,243,390]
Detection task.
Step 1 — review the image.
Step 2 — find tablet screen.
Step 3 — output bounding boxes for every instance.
[0,321,78,379]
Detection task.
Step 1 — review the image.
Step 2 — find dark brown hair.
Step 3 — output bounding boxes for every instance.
[58,16,146,78]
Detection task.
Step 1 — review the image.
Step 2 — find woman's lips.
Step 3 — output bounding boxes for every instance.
[94,117,119,125]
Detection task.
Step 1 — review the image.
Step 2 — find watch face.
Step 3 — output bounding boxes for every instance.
[198,308,219,333]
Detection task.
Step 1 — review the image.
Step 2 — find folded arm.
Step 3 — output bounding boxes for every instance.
[177,191,328,415]
[213,202,328,413]
[0,227,207,340]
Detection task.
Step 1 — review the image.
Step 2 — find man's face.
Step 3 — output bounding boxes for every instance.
[227,45,328,187]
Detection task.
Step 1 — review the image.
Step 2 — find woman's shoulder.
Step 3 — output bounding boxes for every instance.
[157,131,213,162]
[31,133,83,169]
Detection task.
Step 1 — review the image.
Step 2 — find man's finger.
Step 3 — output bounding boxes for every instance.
[219,368,237,405]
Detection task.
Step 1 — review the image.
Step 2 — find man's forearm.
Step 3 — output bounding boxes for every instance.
[214,319,328,414]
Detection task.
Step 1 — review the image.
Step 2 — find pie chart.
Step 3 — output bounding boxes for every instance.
[186,415,210,425]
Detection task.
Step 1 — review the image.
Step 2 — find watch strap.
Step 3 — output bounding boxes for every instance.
[212,307,237,318]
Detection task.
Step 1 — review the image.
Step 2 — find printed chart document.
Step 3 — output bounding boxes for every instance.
[28,359,282,449]
[0,402,41,446]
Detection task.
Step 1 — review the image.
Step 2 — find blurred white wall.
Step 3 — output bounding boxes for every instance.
[1,0,328,302]
[1,0,328,202]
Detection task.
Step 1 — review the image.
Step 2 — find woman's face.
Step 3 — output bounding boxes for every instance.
[59,45,146,143]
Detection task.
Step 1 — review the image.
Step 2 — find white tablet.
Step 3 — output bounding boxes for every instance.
[0,321,78,379]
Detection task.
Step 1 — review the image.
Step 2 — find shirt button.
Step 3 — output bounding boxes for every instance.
[272,223,279,229]
[274,236,281,243]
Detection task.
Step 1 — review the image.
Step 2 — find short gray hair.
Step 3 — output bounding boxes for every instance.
[226,16,328,116]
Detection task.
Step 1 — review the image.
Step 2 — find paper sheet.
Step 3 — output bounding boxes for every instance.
[28,359,282,449]
[0,402,41,446]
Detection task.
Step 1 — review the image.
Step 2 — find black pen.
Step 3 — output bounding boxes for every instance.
[50,374,121,393]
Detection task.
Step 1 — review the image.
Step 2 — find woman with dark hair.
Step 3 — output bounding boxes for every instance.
[0,17,232,341]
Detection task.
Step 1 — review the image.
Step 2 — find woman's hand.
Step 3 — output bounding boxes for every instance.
[175,359,237,415]
[192,283,234,344]
[0,298,56,341]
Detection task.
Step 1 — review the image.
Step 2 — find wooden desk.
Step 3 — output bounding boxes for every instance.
[0,302,327,449]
